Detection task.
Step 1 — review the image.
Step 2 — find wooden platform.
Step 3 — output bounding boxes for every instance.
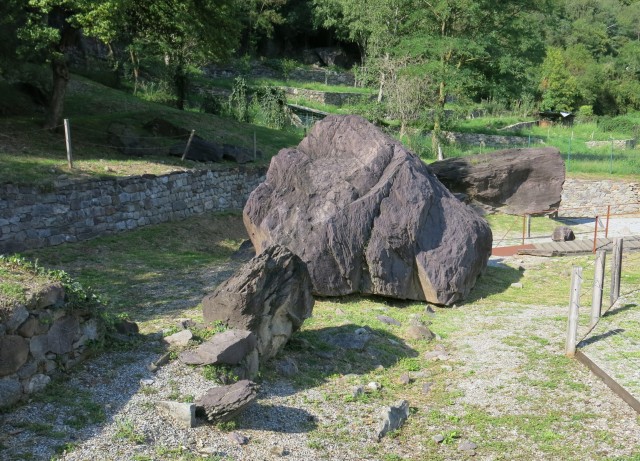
[515,235,640,256]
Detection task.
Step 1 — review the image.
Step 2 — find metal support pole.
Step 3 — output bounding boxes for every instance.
[605,205,611,238]
[592,216,599,253]
[566,266,583,357]
[64,118,73,169]
[610,238,624,306]
[591,250,606,328]
[181,129,196,161]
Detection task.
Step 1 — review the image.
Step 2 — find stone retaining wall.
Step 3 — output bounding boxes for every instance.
[0,167,266,253]
[560,178,640,217]
[585,139,636,149]
[0,284,102,408]
[283,87,368,106]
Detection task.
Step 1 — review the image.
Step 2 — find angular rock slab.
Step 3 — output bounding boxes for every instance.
[195,380,258,423]
[202,245,314,361]
[243,114,492,305]
[429,147,565,215]
[179,329,257,366]
[377,399,410,440]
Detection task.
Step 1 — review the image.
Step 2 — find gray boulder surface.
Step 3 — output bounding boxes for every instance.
[243,114,492,305]
[429,147,565,215]
[202,245,314,360]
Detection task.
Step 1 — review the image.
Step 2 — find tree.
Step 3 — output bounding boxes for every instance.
[114,0,242,110]
[539,47,579,111]
[395,0,548,155]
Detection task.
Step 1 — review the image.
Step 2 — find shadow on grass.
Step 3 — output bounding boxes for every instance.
[270,323,418,393]
[577,328,625,347]
[604,303,637,318]
[459,264,524,305]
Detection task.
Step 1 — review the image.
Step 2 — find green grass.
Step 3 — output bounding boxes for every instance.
[0,75,303,188]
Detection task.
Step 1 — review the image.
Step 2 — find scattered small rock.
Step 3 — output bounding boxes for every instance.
[406,324,436,341]
[179,329,256,366]
[367,382,382,391]
[276,357,299,377]
[114,319,139,335]
[140,379,155,386]
[510,282,523,289]
[422,382,433,394]
[458,440,478,454]
[376,315,401,326]
[195,380,258,423]
[227,431,249,445]
[163,329,193,347]
[270,445,286,456]
[351,386,364,398]
[425,306,436,317]
[424,349,449,361]
[432,434,445,444]
[398,374,411,385]
[148,352,172,372]
[376,400,410,440]
[156,401,196,428]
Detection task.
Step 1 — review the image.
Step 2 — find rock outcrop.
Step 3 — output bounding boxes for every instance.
[243,115,492,305]
[202,245,314,360]
[429,147,565,215]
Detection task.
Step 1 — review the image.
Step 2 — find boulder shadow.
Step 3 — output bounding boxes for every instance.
[237,403,318,433]
[269,323,419,394]
[458,262,524,304]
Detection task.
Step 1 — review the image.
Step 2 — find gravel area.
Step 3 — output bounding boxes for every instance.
[2,254,640,460]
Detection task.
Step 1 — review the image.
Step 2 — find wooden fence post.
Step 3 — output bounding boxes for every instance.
[610,237,624,306]
[181,129,196,161]
[566,266,583,357]
[591,250,606,328]
[64,118,73,169]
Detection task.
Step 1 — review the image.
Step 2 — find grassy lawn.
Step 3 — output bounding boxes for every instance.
[0,75,303,187]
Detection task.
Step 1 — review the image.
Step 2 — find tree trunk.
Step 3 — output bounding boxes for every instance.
[44,58,69,130]
[175,63,187,110]
[129,48,140,94]
[431,80,447,158]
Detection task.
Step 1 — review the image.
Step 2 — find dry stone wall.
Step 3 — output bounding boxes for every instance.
[0,167,266,253]
[560,178,640,217]
[0,284,102,408]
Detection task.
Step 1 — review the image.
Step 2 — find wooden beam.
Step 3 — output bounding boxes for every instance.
[575,350,640,414]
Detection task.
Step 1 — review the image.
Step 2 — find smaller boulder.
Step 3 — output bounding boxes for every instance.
[179,329,256,366]
[202,245,314,361]
[195,380,258,423]
[552,226,575,242]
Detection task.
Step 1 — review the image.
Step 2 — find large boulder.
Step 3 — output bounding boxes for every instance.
[429,147,565,215]
[243,115,492,305]
[202,245,314,361]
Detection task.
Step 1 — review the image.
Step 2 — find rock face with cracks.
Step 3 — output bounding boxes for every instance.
[429,147,565,215]
[243,115,492,305]
[202,245,314,360]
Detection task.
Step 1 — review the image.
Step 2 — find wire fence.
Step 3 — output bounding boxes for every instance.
[564,237,640,413]
[492,202,640,249]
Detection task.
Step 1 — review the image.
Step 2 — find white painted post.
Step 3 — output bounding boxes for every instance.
[181,129,196,161]
[566,266,583,357]
[526,214,532,239]
[591,250,606,328]
[64,118,73,169]
[610,238,624,306]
